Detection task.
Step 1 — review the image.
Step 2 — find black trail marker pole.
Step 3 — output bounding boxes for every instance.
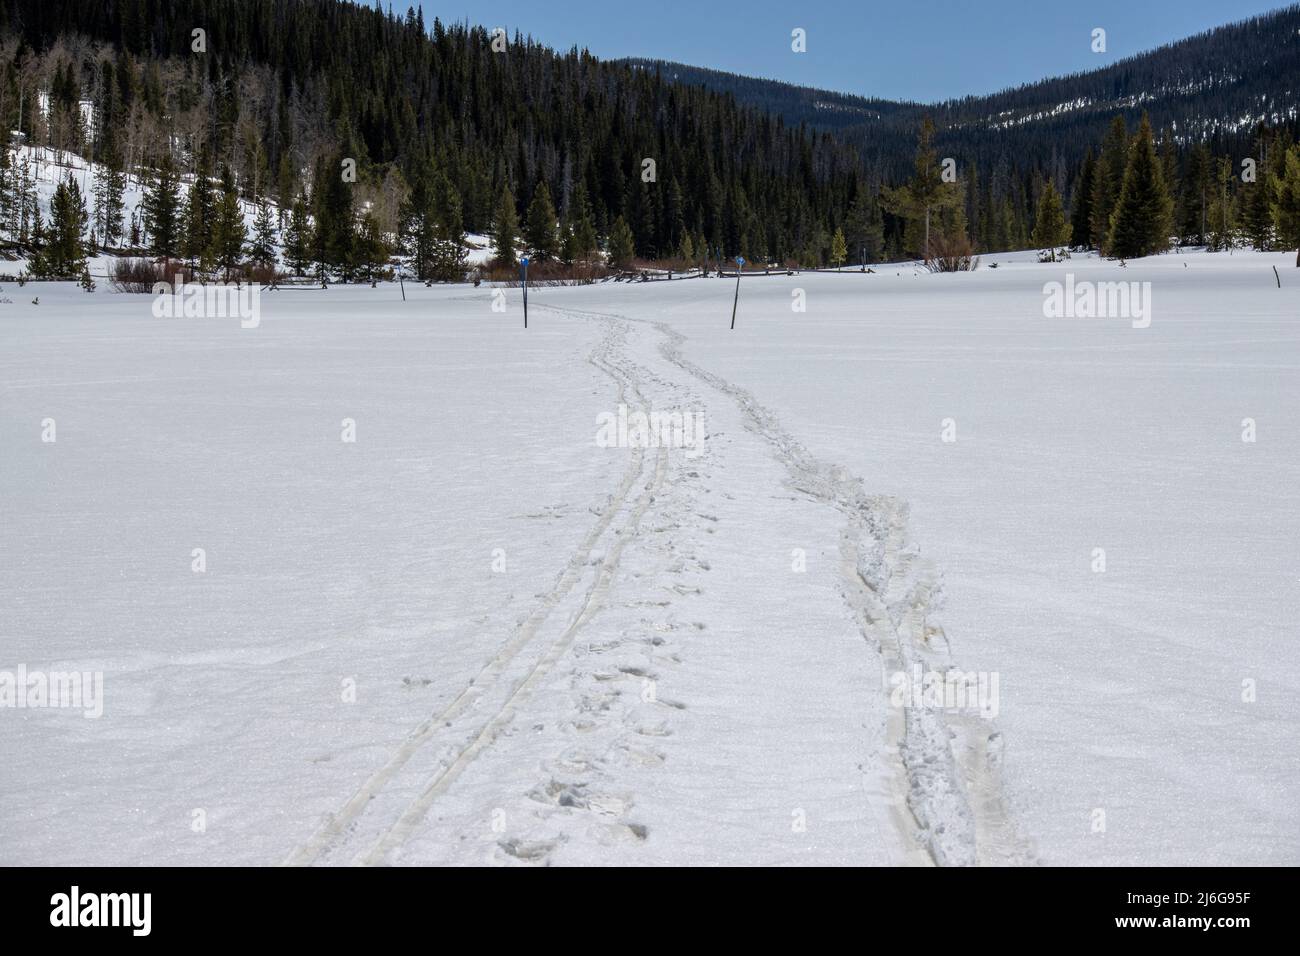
[398,262,406,301]
[730,256,744,330]
[521,256,529,328]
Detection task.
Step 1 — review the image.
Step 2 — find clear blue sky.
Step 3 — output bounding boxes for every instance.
[417,0,1292,102]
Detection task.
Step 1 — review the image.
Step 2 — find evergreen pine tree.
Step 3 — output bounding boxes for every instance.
[1159,132,1180,229]
[31,177,89,278]
[181,163,215,270]
[881,117,964,261]
[1032,179,1070,260]
[283,192,314,276]
[312,153,357,280]
[142,151,181,259]
[356,210,388,283]
[845,188,885,264]
[400,169,437,280]
[31,209,45,252]
[1240,177,1273,251]
[430,170,467,281]
[248,201,278,266]
[627,178,657,258]
[1069,150,1096,248]
[830,227,847,269]
[569,182,598,264]
[1091,116,1129,252]
[92,143,126,251]
[23,169,47,244]
[1240,136,1275,251]
[211,165,247,278]
[1179,144,1212,246]
[1106,115,1174,259]
[15,157,38,244]
[606,215,635,268]
[559,217,577,267]
[524,182,559,262]
[491,184,519,268]
[1270,145,1300,267]
[1207,157,1236,252]
[679,232,695,261]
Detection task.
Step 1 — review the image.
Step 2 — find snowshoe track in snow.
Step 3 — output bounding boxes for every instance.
[573,304,1034,867]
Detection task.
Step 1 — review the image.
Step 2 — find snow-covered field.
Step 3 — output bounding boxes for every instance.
[2,248,1297,866]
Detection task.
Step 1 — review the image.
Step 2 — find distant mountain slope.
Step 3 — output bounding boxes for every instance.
[621,59,921,130]
[624,4,1300,172]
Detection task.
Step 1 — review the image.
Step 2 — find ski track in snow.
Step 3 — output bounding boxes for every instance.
[278,297,1031,867]
[281,319,664,866]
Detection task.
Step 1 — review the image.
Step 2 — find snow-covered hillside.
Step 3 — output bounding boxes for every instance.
[3,145,494,274]
[1,248,1297,865]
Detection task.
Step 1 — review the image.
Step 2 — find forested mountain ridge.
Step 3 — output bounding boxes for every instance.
[625,5,1300,174]
[621,58,922,131]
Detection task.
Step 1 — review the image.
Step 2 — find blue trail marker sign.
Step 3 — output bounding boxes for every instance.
[730,256,745,330]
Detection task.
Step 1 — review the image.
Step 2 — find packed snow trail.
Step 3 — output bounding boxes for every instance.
[374,303,923,865]
[275,296,1028,866]
[547,303,1034,866]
